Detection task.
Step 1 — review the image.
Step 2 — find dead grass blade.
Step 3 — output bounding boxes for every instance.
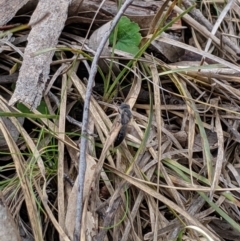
[182,0,240,56]
[158,36,240,72]
[202,0,235,59]
[34,180,71,241]
[150,61,162,241]
[105,164,220,241]
[164,159,240,233]
[166,71,213,182]
[58,73,67,233]
[65,154,97,239]
[147,0,171,35]
[0,118,43,241]
[210,99,224,198]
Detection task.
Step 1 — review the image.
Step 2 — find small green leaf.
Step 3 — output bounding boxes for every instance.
[17,101,49,115]
[17,102,31,114]
[37,101,49,115]
[109,16,141,55]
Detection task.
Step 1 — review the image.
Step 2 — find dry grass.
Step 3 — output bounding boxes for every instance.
[1,1,240,241]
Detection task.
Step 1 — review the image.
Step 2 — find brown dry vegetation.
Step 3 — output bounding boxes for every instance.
[0,0,240,241]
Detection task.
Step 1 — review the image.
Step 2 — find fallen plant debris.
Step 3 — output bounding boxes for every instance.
[0,0,240,241]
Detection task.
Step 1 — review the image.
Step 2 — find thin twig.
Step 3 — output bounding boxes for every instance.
[181,0,240,56]
[73,1,135,240]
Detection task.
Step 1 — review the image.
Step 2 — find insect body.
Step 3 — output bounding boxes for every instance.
[114,103,132,147]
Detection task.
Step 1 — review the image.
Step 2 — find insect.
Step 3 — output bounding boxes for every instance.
[114,103,132,147]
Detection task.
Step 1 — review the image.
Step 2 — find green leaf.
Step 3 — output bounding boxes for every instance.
[17,101,49,115]
[109,16,141,55]
[17,102,31,114]
[37,101,49,115]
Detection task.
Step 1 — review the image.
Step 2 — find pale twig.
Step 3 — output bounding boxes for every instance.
[181,0,240,56]
[203,0,234,54]
[73,1,135,240]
